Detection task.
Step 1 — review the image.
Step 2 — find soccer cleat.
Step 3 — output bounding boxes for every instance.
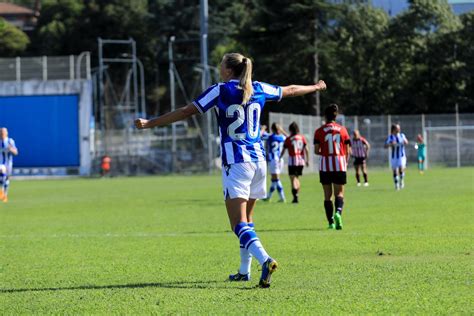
[261,198,270,202]
[259,258,278,288]
[400,181,405,189]
[291,197,299,204]
[0,189,4,201]
[364,182,369,187]
[2,195,7,203]
[229,272,250,282]
[328,223,335,229]
[334,213,343,230]
[278,198,286,203]
[357,183,361,187]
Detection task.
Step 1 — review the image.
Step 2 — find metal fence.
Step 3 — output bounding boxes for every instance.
[0,53,91,82]
[269,112,474,172]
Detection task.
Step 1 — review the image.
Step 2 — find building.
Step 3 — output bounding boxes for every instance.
[0,2,40,31]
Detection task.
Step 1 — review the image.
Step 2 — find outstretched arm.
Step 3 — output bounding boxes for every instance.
[281,80,326,98]
[135,104,199,129]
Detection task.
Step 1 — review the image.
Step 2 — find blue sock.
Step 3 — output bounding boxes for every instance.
[267,180,277,198]
[0,173,5,192]
[276,180,285,200]
[234,222,269,265]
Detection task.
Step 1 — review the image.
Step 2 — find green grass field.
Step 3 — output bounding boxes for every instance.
[1,168,473,314]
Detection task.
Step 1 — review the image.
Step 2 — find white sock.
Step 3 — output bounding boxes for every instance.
[239,247,252,275]
[247,240,269,266]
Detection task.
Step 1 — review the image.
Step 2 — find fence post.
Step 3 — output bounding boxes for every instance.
[69,55,75,80]
[455,105,461,168]
[42,56,48,81]
[16,57,21,82]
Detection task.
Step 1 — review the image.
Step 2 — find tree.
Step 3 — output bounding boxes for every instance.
[0,18,30,57]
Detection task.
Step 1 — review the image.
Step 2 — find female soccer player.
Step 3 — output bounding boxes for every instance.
[264,123,287,202]
[314,104,351,230]
[351,130,370,186]
[135,53,327,287]
[384,124,408,190]
[280,122,309,204]
[415,134,426,174]
[0,127,18,203]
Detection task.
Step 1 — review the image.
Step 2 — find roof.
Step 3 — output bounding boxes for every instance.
[0,2,34,15]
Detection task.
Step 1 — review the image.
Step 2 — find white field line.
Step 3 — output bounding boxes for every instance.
[0,231,471,239]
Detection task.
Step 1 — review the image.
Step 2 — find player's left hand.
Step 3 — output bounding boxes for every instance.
[305,161,309,167]
[135,118,149,129]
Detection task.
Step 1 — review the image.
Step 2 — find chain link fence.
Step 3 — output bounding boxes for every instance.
[269,112,474,172]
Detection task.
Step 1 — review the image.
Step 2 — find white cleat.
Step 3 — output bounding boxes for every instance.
[364,182,369,187]
[357,183,361,187]
[401,181,405,189]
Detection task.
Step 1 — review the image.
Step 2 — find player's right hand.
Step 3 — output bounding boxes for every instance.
[135,118,149,129]
[315,80,327,91]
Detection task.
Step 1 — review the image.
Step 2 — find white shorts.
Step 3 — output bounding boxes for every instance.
[0,163,12,175]
[391,156,406,169]
[269,159,283,175]
[222,161,267,200]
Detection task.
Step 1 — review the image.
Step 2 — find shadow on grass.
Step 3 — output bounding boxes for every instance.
[0,280,259,293]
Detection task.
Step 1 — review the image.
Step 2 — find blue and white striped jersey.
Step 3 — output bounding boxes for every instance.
[385,133,407,159]
[0,138,16,166]
[193,80,282,166]
[266,134,285,162]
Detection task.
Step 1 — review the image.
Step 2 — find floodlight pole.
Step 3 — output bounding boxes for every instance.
[200,0,213,173]
[169,36,177,173]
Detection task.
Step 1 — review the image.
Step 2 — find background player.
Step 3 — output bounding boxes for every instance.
[281,122,309,204]
[314,104,351,230]
[385,124,409,190]
[351,130,370,186]
[264,123,287,202]
[414,134,426,174]
[0,127,18,203]
[134,52,327,287]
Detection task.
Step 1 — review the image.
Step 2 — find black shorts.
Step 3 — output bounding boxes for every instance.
[353,157,366,166]
[288,165,304,176]
[319,171,347,185]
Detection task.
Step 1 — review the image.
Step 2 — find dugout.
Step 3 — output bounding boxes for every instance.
[0,54,93,176]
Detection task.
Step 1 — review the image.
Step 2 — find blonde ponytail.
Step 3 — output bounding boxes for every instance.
[239,58,253,104]
[223,53,254,105]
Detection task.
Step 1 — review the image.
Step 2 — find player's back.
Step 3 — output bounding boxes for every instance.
[314,122,350,172]
[284,134,307,166]
[193,80,281,166]
[267,134,285,162]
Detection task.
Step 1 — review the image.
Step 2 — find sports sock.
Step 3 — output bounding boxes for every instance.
[400,172,405,181]
[363,173,368,183]
[393,174,399,186]
[355,173,360,183]
[324,200,334,224]
[335,196,344,215]
[291,188,298,199]
[3,176,9,195]
[276,180,285,200]
[238,222,254,275]
[234,222,269,266]
[268,180,277,199]
[0,172,4,188]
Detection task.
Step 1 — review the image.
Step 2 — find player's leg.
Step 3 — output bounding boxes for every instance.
[0,165,5,200]
[399,167,405,189]
[275,160,286,202]
[362,161,369,186]
[392,164,400,190]
[322,182,335,229]
[354,163,361,186]
[248,161,277,287]
[290,175,300,203]
[333,181,345,230]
